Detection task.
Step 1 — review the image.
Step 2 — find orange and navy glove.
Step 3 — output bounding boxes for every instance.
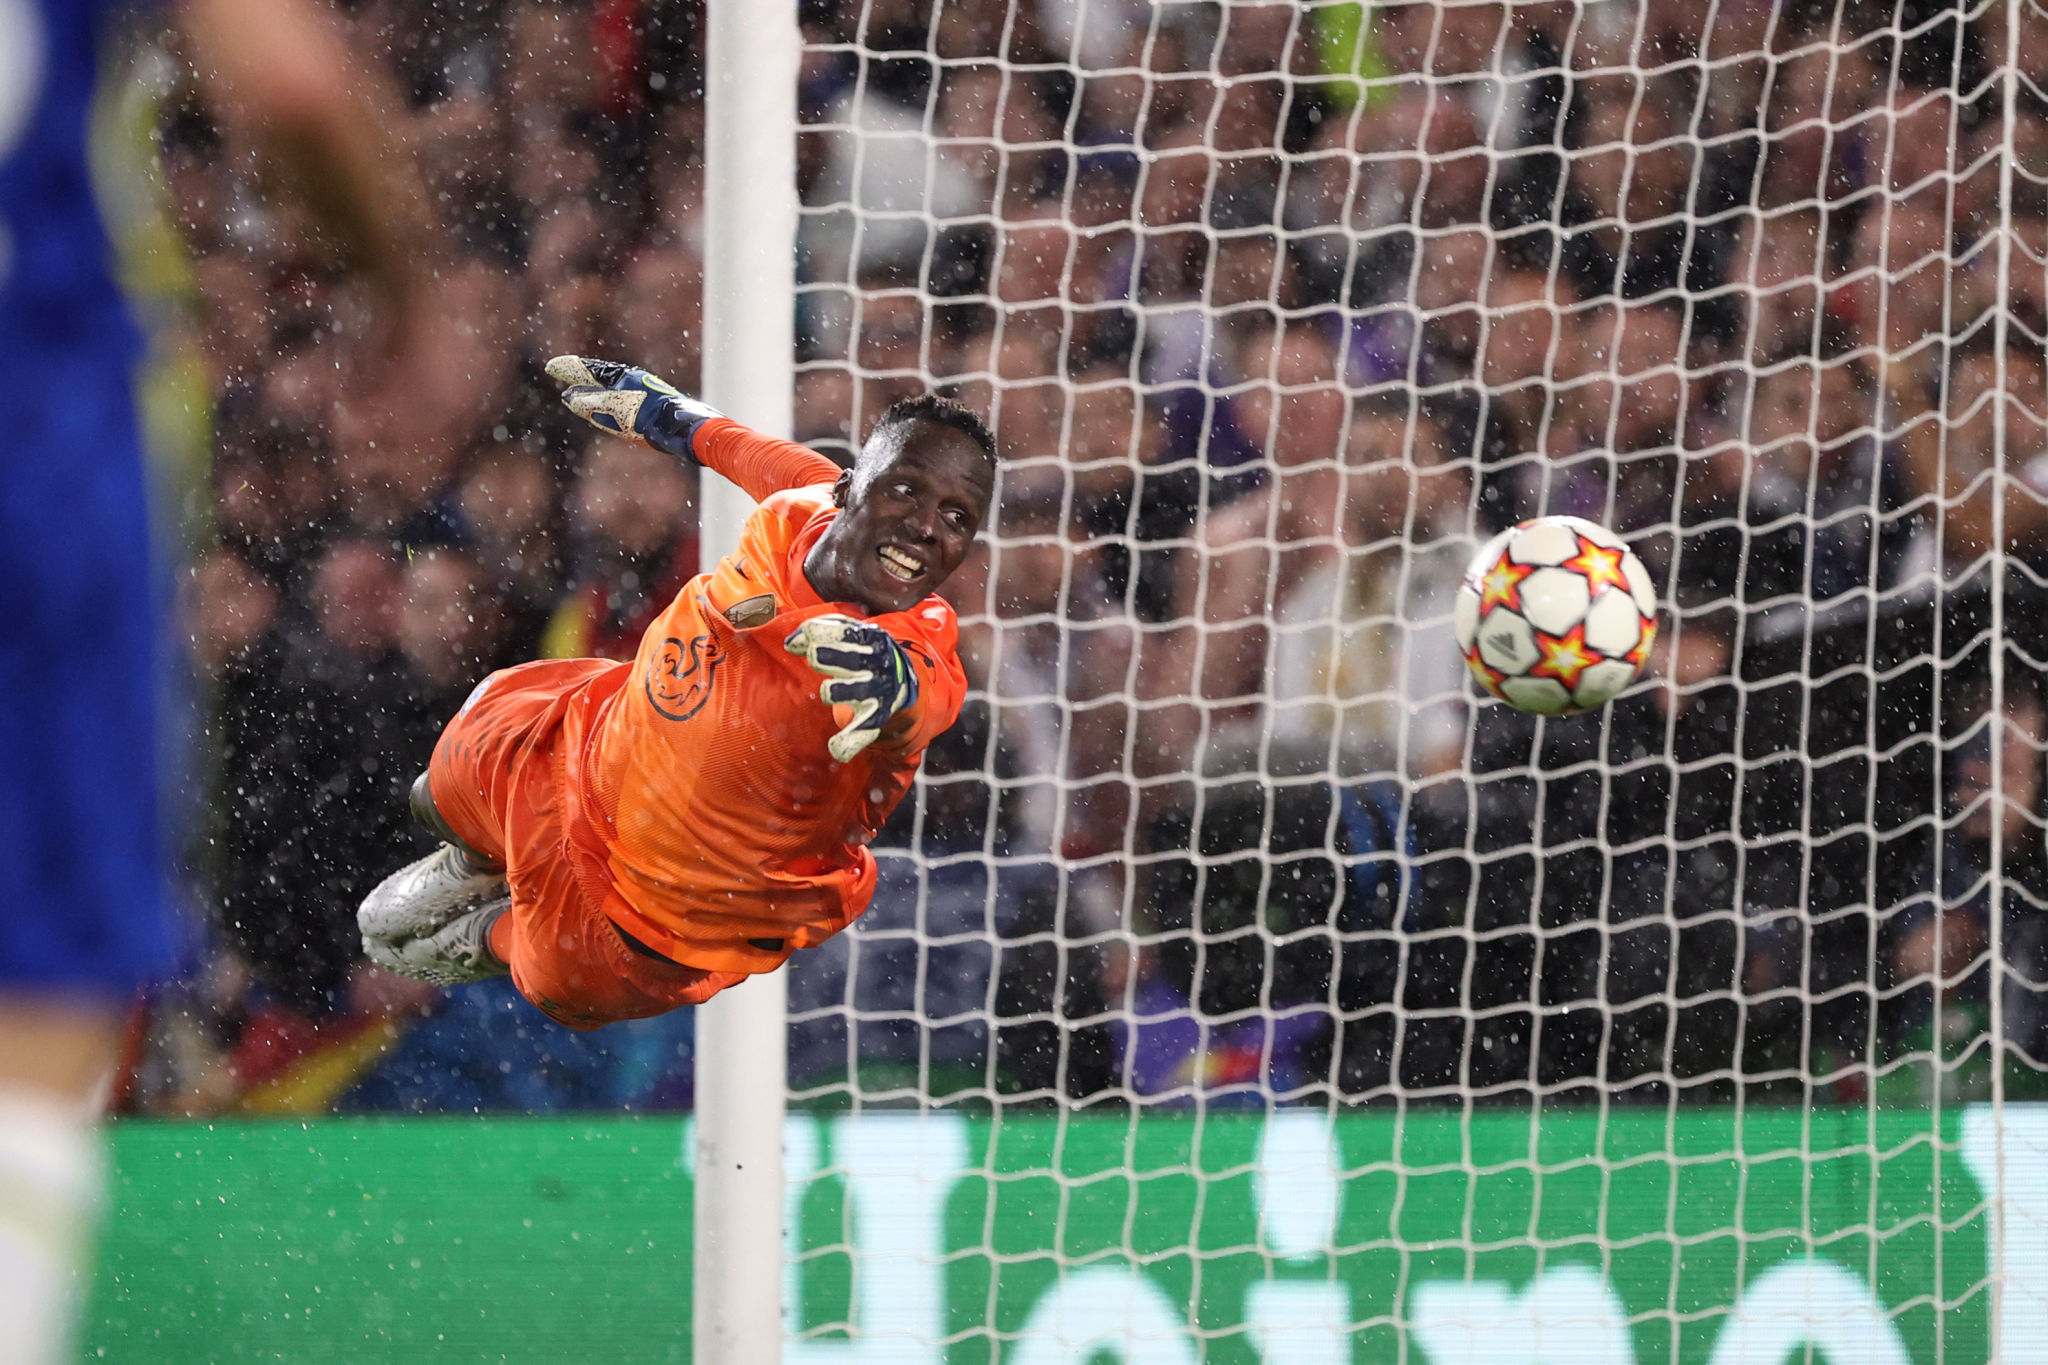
[545,355,720,458]
[784,614,920,763]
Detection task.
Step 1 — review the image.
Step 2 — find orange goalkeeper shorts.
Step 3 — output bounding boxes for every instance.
[425,659,746,1031]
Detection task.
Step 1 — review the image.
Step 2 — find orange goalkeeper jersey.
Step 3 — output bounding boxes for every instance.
[554,418,966,975]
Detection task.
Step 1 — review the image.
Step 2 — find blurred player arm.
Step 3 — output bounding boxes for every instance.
[179,0,433,324]
[548,355,842,500]
[179,0,468,443]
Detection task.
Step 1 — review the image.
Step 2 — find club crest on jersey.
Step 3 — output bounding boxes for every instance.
[647,631,725,722]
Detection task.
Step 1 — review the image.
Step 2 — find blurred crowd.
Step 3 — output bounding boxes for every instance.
[129,0,2048,1113]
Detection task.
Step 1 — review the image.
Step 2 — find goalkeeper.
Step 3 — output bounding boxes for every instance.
[357,358,994,1029]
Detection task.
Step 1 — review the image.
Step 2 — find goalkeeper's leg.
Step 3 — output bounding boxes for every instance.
[363,657,748,1026]
[355,659,609,988]
[358,775,512,986]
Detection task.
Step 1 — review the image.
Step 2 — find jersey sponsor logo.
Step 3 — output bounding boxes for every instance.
[646,629,725,722]
[724,593,777,629]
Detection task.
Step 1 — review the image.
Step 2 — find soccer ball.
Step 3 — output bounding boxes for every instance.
[1453,516,1657,716]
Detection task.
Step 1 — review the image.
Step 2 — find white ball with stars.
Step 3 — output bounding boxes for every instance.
[1453,515,1658,716]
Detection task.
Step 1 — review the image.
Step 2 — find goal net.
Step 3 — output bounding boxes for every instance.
[774,0,2043,1357]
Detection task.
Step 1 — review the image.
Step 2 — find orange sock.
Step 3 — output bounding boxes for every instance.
[487,911,515,967]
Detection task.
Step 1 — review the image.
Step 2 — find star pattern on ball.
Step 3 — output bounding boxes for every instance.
[1461,642,1509,697]
[1625,617,1657,670]
[1477,556,1536,615]
[1562,535,1631,597]
[1528,623,1601,692]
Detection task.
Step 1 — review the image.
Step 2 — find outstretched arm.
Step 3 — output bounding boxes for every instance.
[546,356,840,501]
[693,418,843,503]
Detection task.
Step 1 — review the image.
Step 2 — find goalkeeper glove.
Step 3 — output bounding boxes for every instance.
[545,355,722,458]
[784,614,921,763]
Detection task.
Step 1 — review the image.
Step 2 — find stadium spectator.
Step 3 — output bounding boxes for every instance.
[211,419,335,586]
[1156,376,1469,783]
[1884,680,2048,1098]
[804,49,988,283]
[1886,337,2048,578]
[1843,201,1954,376]
[612,244,707,388]
[1463,262,1574,515]
[1310,87,1493,310]
[1866,87,1978,227]
[448,442,566,667]
[944,480,1137,860]
[1748,39,1853,210]
[1265,398,1471,779]
[930,64,1003,218]
[1131,121,1217,388]
[1476,263,1565,416]
[208,540,421,1013]
[1561,70,1704,299]
[987,323,1069,480]
[1521,297,1690,533]
[1598,606,1747,1099]
[393,548,496,723]
[1965,208,2048,342]
[850,287,932,431]
[1717,208,1830,362]
[785,848,1059,1101]
[544,435,699,661]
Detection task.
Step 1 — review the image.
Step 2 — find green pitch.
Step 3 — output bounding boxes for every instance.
[87,1108,1993,1362]
[87,1118,694,1362]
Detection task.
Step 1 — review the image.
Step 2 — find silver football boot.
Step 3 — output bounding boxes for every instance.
[366,890,511,987]
[358,773,512,984]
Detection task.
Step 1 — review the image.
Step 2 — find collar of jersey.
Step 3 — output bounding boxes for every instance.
[783,496,840,614]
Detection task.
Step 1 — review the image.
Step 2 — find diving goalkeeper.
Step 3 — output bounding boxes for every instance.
[358,358,994,1029]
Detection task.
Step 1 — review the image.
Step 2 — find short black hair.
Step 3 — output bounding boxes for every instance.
[874,394,998,469]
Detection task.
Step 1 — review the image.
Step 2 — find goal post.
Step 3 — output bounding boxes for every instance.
[695,0,799,1359]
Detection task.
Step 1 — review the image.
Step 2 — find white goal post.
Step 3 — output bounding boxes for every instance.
[694,0,799,1360]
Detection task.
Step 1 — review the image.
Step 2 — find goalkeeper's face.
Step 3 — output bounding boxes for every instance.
[811,419,993,615]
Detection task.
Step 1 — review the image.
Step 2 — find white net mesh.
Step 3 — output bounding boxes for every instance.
[773,0,2046,1356]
